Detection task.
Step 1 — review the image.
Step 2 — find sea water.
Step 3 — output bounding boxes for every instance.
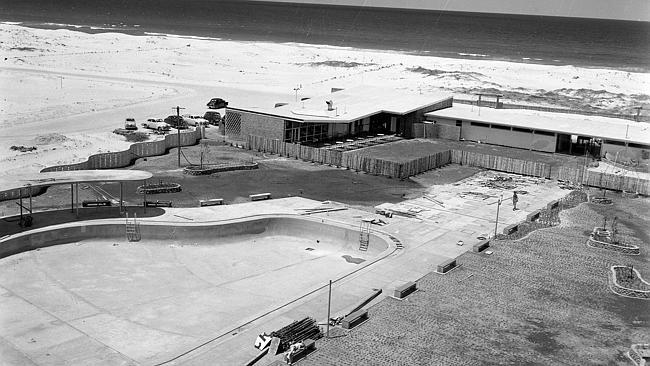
[1,0,648,71]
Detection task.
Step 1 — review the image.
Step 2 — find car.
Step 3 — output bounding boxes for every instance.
[207,98,228,109]
[124,118,138,130]
[163,115,188,129]
[203,111,222,125]
[182,114,209,127]
[142,118,170,131]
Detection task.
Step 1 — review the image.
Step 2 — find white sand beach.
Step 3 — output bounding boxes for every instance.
[1,22,648,176]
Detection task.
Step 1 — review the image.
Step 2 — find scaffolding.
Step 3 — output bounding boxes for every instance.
[125,212,141,242]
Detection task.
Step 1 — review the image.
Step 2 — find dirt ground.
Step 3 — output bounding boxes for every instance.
[301,192,650,366]
[72,142,481,211]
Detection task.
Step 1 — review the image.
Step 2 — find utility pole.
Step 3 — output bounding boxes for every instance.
[173,106,185,167]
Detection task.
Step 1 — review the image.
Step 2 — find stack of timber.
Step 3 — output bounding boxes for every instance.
[270,317,322,353]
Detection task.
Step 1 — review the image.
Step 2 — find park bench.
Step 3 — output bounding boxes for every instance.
[249,193,271,201]
[392,282,417,299]
[473,239,490,253]
[437,258,457,274]
[199,198,224,207]
[82,200,111,207]
[144,200,172,207]
[286,339,316,364]
[341,309,369,329]
[503,224,519,235]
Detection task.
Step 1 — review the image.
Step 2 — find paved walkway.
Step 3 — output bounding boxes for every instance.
[0,172,569,366]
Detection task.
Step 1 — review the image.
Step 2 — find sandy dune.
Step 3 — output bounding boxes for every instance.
[1,23,648,176]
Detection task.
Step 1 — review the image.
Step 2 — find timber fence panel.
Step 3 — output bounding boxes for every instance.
[450,149,551,178]
[39,127,201,173]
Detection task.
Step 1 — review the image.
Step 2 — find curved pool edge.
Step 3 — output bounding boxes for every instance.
[0,213,399,260]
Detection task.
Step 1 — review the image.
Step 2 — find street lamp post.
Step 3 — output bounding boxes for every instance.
[494,194,503,238]
[293,84,302,102]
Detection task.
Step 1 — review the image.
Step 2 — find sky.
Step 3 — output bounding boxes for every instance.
[251,0,650,22]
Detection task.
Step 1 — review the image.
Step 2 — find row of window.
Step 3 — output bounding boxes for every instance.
[284,121,329,143]
[467,121,555,136]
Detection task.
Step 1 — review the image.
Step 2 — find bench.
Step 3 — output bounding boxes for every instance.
[286,339,316,363]
[473,239,490,253]
[199,198,224,207]
[341,309,369,329]
[82,200,111,207]
[144,200,172,207]
[526,210,541,222]
[392,281,417,299]
[249,193,271,201]
[503,224,518,235]
[437,258,457,274]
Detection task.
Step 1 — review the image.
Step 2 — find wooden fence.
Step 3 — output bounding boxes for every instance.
[451,150,552,178]
[249,135,649,193]
[248,135,451,179]
[0,128,203,202]
[453,150,649,195]
[41,127,202,172]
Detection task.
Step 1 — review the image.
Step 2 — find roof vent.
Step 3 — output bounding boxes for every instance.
[326,100,334,111]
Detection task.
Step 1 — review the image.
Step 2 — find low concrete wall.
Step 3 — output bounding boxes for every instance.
[0,215,390,259]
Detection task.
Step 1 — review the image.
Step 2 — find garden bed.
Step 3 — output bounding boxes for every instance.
[183,162,258,175]
[587,227,640,255]
[136,182,182,194]
[590,196,613,205]
[609,266,650,300]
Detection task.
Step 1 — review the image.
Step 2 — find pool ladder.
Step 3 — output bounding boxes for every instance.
[125,213,141,242]
[359,219,371,251]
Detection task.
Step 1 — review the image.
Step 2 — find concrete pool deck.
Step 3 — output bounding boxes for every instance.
[0,172,570,365]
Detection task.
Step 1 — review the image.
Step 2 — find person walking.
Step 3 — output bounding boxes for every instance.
[512,191,519,211]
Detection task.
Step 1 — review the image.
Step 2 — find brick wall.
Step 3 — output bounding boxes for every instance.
[239,111,285,141]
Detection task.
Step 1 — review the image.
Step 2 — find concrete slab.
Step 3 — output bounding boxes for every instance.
[0,171,570,365]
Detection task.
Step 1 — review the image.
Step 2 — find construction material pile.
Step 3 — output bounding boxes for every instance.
[270,317,322,353]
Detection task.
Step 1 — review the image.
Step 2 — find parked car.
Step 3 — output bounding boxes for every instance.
[124,118,137,130]
[142,118,171,131]
[203,111,222,125]
[207,98,228,109]
[182,114,209,127]
[164,115,188,129]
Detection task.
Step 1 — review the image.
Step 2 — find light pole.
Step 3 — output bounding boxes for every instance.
[293,84,302,102]
[494,194,503,238]
[326,279,332,338]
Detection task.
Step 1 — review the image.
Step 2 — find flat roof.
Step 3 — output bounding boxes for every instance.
[229,86,452,124]
[426,104,650,145]
[0,170,153,196]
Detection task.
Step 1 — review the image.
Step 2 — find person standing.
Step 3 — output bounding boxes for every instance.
[512,191,519,211]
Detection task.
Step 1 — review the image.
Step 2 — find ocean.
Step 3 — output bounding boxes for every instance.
[1,0,649,71]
